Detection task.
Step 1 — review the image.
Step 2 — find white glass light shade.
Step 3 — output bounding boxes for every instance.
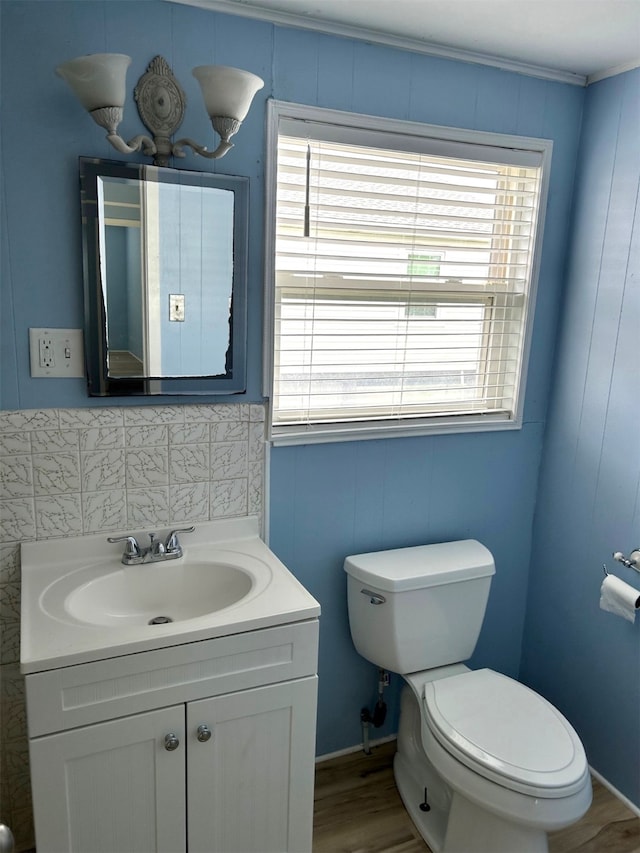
[56,53,131,111]
[192,65,264,121]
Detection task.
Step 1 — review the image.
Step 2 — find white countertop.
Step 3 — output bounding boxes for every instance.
[21,516,320,674]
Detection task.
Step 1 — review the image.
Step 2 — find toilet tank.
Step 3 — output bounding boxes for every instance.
[344,540,495,674]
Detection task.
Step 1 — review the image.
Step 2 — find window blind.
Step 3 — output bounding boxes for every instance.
[271,120,547,439]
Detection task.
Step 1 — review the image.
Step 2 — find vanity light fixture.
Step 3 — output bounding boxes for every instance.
[56,54,264,167]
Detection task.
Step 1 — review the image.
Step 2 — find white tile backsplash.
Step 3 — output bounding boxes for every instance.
[0,433,31,455]
[210,477,248,518]
[32,452,81,494]
[0,456,33,498]
[0,498,36,541]
[0,403,265,552]
[81,449,126,492]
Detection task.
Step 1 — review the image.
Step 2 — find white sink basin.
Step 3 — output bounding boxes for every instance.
[21,516,320,673]
[44,558,255,627]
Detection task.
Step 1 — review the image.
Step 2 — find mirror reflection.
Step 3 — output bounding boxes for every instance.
[80,158,249,396]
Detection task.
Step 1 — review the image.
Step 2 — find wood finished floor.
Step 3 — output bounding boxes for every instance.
[313,741,640,853]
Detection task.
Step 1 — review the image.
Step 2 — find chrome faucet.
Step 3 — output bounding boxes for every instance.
[108,526,195,565]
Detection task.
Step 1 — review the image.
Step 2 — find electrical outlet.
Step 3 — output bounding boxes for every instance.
[39,337,55,368]
[29,329,85,378]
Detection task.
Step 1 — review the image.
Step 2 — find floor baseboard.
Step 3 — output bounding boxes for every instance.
[589,765,640,819]
[316,734,397,764]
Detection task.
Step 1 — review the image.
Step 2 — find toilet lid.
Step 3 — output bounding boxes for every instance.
[423,669,587,794]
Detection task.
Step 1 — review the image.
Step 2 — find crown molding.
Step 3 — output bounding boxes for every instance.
[170,0,589,86]
[587,58,640,86]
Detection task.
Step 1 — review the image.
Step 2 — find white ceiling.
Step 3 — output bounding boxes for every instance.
[175,0,640,84]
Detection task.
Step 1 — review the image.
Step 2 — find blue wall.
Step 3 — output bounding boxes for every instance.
[3,0,616,779]
[263,18,585,756]
[521,67,640,805]
[0,0,269,410]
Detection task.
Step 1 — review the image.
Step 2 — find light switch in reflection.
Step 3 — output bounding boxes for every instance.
[169,294,185,322]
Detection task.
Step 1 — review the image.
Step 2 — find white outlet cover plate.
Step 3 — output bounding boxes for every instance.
[29,328,85,378]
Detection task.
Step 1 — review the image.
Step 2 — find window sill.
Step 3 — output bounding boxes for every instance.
[269,412,521,446]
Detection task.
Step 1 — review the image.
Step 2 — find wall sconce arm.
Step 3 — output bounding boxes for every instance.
[172,137,234,160]
[108,133,157,158]
[174,118,241,160]
[88,106,156,157]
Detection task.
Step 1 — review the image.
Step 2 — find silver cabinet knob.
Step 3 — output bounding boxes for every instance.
[196,724,212,743]
[0,824,15,853]
[164,733,180,751]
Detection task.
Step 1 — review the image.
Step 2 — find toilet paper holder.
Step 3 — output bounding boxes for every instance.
[605,549,640,575]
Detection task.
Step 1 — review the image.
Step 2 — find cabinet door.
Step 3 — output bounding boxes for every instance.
[187,676,318,853]
[29,705,186,853]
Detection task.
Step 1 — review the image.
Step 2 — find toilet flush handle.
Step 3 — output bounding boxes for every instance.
[361,588,386,605]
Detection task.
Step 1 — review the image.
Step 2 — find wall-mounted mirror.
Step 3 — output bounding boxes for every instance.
[80,158,249,395]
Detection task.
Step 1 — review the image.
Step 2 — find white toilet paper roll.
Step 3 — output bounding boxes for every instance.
[599,574,640,623]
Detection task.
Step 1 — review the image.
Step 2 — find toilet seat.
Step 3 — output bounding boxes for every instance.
[422,669,589,798]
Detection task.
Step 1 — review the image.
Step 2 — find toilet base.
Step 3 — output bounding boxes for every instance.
[395,685,550,853]
[394,750,449,852]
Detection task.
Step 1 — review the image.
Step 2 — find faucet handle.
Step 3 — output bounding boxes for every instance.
[107,535,142,558]
[164,526,195,554]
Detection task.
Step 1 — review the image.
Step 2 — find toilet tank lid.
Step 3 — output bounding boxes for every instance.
[343,540,495,592]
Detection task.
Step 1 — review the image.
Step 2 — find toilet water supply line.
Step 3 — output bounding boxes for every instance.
[361,668,389,754]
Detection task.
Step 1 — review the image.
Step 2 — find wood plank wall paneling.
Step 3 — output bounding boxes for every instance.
[521,67,640,806]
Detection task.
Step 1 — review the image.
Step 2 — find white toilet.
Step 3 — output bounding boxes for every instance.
[344,539,592,853]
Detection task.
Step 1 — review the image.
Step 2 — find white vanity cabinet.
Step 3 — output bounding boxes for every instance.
[25,620,319,853]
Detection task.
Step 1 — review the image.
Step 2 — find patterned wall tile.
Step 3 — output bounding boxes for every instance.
[32,452,80,495]
[126,448,169,488]
[249,422,266,463]
[0,499,35,542]
[169,445,210,483]
[79,427,124,452]
[123,406,184,426]
[58,408,123,429]
[34,493,83,538]
[169,423,209,445]
[0,456,33,498]
[1,621,20,665]
[249,461,264,517]
[210,421,249,442]
[0,544,20,585]
[82,489,128,533]
[0,410,57,433]
[127,486,170,527]
[186,403,249,423]
[210,441,249,481]
[81,449,126,492]
[249,404,266,423]
[125,424,169,448]
[31,429,79,453]
[210,478,248,518]
[170,482,210,522]
[0,433,31,455]
[0,582,21,622]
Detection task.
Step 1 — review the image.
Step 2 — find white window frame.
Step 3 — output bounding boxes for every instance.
[264,100,552,446]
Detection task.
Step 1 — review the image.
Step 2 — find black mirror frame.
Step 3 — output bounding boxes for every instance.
[79,157,249,396]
